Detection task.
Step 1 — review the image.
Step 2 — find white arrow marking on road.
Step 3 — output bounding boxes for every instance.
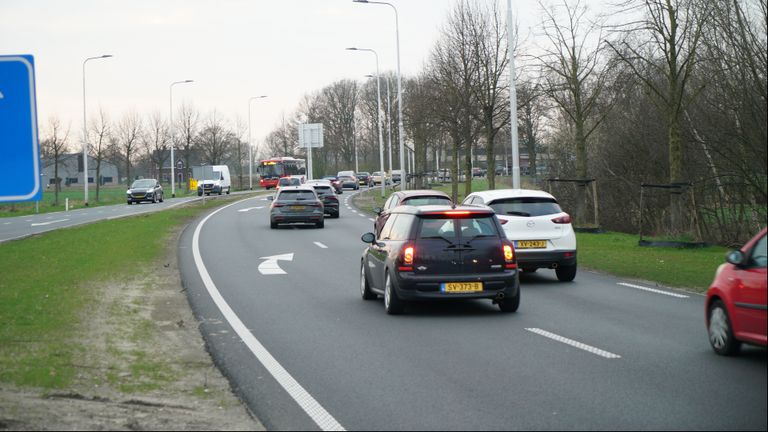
[31,219,69,227]
[238,206,265,212]
[258,253,294,275]
[0,90,4,99]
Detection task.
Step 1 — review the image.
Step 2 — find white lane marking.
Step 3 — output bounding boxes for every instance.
[525,328,621,359]
[31,219,69,227]
[314,242,328,249]
[258,253,294,275]
[358,214,366,218]
[238,206,264,212]
[3,222,10,225]
[192,201,345,431]
[617,282,689,298]
[368,218,375,222]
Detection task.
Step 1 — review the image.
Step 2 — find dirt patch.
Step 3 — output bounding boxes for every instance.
[0,223,263,431]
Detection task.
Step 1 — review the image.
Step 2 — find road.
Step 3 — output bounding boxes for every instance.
[179,191,767,431]
[0,191,259,244]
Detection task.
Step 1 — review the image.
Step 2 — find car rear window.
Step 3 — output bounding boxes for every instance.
[417,215,498,242]
[402,196,452,207]
[488,197,563,217]
[278,190,316,200]
[313,186,333,195]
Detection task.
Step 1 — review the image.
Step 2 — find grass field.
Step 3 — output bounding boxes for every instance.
[0,198,231,389]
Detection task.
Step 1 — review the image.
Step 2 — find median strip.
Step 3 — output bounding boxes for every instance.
[617,282,689,298]
[525,328,621,359]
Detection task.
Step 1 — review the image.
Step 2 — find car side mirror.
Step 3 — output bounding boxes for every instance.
[361,232,376,244]
[373,207,382,215]
[267,195,274,201]
[726,250,745,267]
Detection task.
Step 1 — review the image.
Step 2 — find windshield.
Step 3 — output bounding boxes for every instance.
[403,197,452,207]
[417,215,498,242]
[313,186,334,196]
[260,163,284,177]
[489,197,563,217]
[131,179,155,189]
[278,190,316,201]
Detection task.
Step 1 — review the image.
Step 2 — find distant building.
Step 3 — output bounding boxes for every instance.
[41,154,119,188]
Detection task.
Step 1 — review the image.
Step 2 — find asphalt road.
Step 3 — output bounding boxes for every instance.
[179,190,767,431]
[0,191,258,243]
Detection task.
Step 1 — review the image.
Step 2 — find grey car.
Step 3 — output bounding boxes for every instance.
[269,186,325,228]
[127,179,164,204]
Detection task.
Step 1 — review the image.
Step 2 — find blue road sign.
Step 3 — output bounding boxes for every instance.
[0,55,42,202]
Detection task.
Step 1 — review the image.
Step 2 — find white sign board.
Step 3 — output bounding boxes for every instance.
[298,123,323,148]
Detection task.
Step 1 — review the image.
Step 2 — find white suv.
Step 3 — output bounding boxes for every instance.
[462,189,577,281]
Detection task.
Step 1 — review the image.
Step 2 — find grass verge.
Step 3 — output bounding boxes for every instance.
[0,198,236,389]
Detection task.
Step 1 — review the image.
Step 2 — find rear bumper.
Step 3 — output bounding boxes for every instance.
[516,250,577,268]
[271,211,324,224]
[394,270,519,301]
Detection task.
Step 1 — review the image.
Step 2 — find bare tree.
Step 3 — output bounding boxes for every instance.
[142,112,170,181]
[41,117,70,206]
[88,108,111,202]
[115,111,143,186]
[196,111,232,165]
[231,117,248,189]
[176,103,199,187]
[517,81,545,181]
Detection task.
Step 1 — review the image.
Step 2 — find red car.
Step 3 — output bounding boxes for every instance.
[706,227,767,355]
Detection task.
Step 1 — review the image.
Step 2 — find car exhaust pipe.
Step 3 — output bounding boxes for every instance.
[493,292,505,304]
[551,263,559,269]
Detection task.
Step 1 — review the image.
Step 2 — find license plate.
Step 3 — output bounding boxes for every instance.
[441,282,483,293]
[289,205,305,211]
[515,240,547,249]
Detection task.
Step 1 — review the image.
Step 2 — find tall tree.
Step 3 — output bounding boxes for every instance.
[88,108,111,202]
[176,103,199,187]
[41,117,70,206]
[143,112,170,181]
[196,111,232,165]
[115,111,143,186]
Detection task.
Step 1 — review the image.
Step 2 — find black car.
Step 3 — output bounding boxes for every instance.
[268,186,325,228]
[360,205,520,314]
[322,176,343,194]
[307,181,340,218]
[127,179,164,204]
[356,172,371,186]
[373,190,453,236]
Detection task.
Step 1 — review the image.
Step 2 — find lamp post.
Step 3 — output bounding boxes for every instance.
[353,0,406,190]
[82,54,113,206]
[507,0,521,188]
[366,74,393,178]
[170,80,194,198]
[347,47,385,198]
[248,95,268,190]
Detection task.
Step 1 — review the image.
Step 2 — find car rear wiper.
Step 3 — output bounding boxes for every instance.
[464,234,495,243]
[505,211,531,217]
[420,236,455,245]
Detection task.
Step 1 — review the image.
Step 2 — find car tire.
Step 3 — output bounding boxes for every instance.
[556,263,577,282]
[360,263,377,300]
[708,300,742,356]
[152,194,157,203]
[498,287,520,313]
[159,193,164,203]
[270,221,278,229]
[226,188,230,195]
[316,219,325,229]
[384,271,405,315]
[127,201,132,205]
[197,191,202,197]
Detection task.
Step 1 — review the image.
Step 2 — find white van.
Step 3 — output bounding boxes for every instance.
[197,165,231,196]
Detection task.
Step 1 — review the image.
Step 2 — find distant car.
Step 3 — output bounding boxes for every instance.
[370,171,390,185]
[472,167,486,178]
[339,175,359,190]
[337,170,356,178]
[706,227,767,355]
[356,172,371,186]
[268,186,325,229]
[306,180,340,218]
[391,170,403,183]
[276,177,301,190]
[322,176,343,194]
[374,190,453,236]
[463,189,577,281]
[127,179,164,204]
[197,165,231,196]
[360,205,520,314]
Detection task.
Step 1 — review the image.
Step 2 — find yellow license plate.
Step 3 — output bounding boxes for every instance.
[289,206,306,211]
[442,282,483,293]
[515,240,547,249]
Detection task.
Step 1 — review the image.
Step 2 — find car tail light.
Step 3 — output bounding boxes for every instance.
[272,202,285,207]
[399,245,415,272]
[499,219,509,225]
[552,214,572,224]
[503,243,517,269]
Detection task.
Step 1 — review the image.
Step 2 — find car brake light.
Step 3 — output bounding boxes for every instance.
[503,244,517,269]
[444,211,471,216]
[272,202,285,207]
[552,214,572,224]
[499,219,509,225]
[399,245,414,272]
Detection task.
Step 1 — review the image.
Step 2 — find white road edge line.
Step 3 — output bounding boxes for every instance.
[314,242,328,249]
[368,218,375,222]
[525,328,621,359]
[617,282,689,298]
[192,199,344,432]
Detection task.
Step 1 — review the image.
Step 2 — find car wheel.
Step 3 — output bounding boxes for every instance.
[708,300,741,356]
[360,263,377,300]
[270,220,278,229]
[152,194,157,203]
[556,263,577,282]
[316,219,325,229]
[384,271,405,315]
[333,212,340,219]
[197,191,202,196]
[127,201,132,205]
[498,286,520,313]
[226,188,230,195]
[159,193,164,203]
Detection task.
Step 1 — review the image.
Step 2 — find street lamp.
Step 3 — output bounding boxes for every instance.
[353,0,406,190]
[366,73,392,176]
[170,79,194,198]
[82,54,113,206]
[347,47,385,198]
[248,95,268,190]
[507,0,521,188]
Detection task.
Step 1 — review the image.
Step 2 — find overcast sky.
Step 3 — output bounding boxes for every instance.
[1,0,599,147]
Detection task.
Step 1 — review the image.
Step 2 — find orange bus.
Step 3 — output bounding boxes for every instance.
[256,157,306,189]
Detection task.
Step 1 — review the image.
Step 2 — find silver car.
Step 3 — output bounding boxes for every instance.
[269,186,325,229]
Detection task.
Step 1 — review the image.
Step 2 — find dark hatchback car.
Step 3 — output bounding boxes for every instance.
[360,205,520,314]
[269,186,325,228]
[374,190,453,236]
[127,179,164,204]
[356,172,371,186]
[322,176,343,194]
[307,181,340,218]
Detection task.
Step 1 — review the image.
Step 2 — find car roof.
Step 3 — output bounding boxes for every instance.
[393,189,451,199]
[277,186,314,192]
[391,204,494,216]
[467,189,556,201]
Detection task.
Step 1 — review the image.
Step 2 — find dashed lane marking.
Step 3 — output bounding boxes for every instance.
[617,282,689,298]
[314,242,328,249]
[525,328,621,359]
